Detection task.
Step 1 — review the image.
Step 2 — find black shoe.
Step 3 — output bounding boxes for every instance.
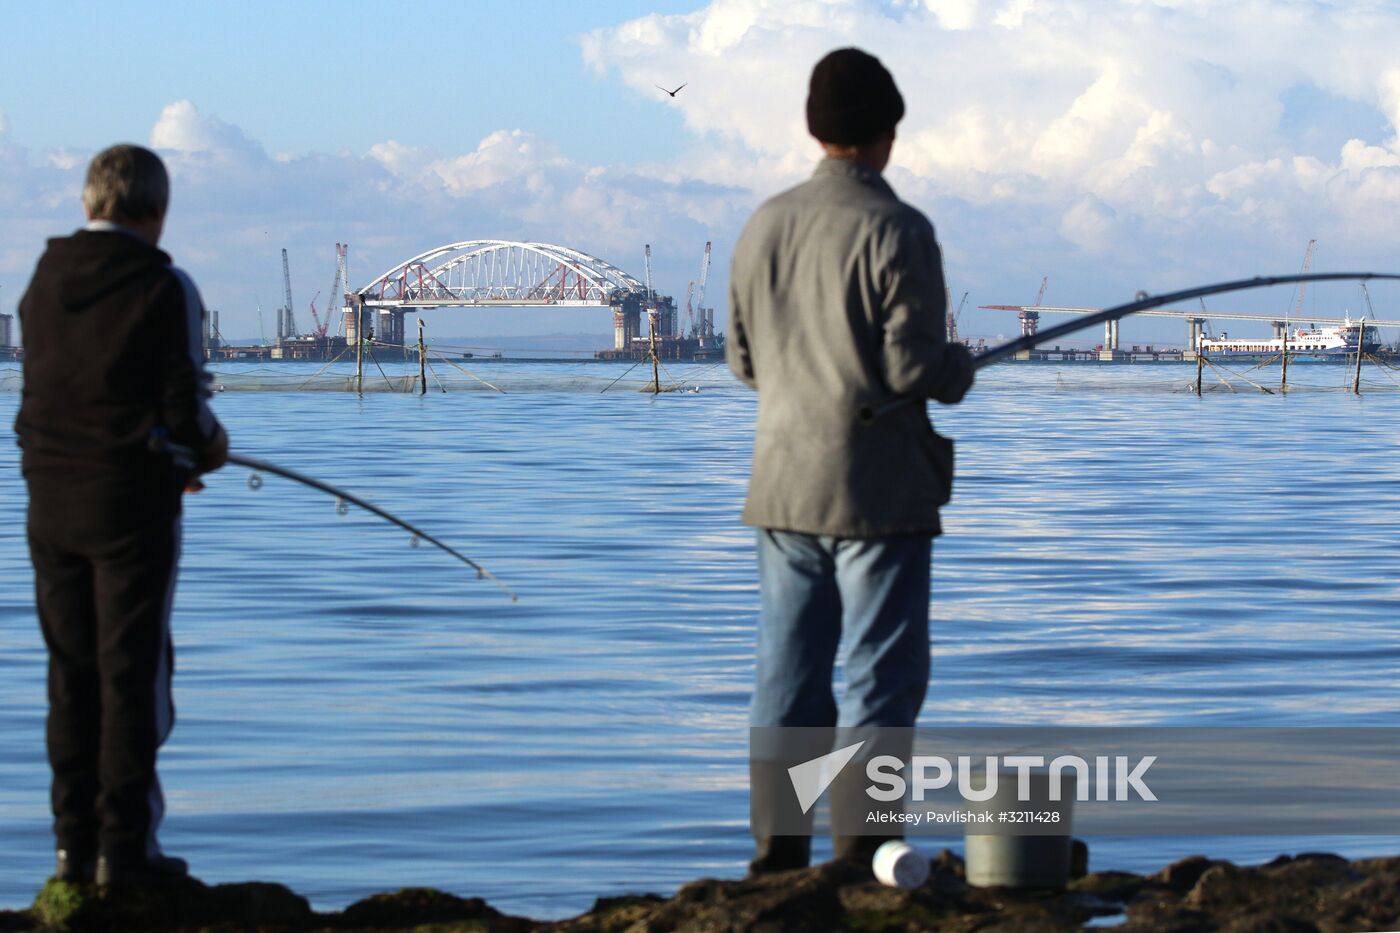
[54,848,95,883]
[95,852,189,887]
[832,834,899,863]
[829,834,901,882]
[747,835,812,876]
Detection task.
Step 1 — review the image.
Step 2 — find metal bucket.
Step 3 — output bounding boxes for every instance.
[964,767,1075,889]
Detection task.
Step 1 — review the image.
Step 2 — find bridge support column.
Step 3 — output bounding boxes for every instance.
[1186,317,1204,358]
[345,305,370,342]
[1271,320,1287,340]
[1101,319,1121,348]
[663,297,678,337]
[376,309,406,347]
[1099,319,1121,361]
[612,293,642,349]
[1019,309,1040,337]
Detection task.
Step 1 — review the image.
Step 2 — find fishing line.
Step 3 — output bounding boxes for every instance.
[1241,353,1282,375]
[859,271,1400,423]
[1203,356,1247,393]
[423,354,449,394]
[652,356,684,393]
[600,357,648,393]
[150,433,517,601]
[294,344,353,390]
[664,357,730,392]
[430,349,506,393]
[1365,356,1400,389]
[363,341,398,392]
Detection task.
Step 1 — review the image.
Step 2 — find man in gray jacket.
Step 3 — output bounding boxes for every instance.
[728,47,974,873]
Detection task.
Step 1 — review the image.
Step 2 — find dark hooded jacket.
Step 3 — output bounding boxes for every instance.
[14,224,222,484]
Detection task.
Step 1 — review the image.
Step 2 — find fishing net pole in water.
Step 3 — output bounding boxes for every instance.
[4,362,1400,396]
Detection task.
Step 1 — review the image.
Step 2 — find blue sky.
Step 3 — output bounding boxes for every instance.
[1,1,696,162]
[4,0,1400,344]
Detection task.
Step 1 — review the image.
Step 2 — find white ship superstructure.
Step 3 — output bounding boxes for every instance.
[1200,320,1380,357]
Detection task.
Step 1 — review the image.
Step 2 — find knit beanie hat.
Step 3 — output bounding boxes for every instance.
[806,48,905,145]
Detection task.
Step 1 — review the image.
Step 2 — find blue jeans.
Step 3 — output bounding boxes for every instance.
[749,530,933,729]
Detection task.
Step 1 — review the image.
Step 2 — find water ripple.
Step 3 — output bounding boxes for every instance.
[1,362,1398,915]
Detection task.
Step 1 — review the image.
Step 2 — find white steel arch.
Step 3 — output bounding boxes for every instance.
[359,240,647,307]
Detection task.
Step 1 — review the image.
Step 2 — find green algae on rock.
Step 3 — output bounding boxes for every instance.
[25,875,313,932]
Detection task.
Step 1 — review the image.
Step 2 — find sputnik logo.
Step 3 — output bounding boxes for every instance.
[787,741,866,814]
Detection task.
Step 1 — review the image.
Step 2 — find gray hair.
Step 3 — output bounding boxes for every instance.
[82,144,169,223]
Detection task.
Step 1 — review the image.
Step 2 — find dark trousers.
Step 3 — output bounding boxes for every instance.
[26,475,182,861]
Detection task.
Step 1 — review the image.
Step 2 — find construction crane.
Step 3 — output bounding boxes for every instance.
[695,241,712,337]
[304,243,345,339]
[280,249,298,339]
[641,244,661,342]
[1020,276,1047,337]
[307,291,325,338]
[322,243,344,338]
[947,290,968,344]
[683,281,695,336]
[335,243,349,336]
[1290,239,1317,321]
[643,244,654,300]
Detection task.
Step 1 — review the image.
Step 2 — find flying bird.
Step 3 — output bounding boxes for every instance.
[655,83,687,98]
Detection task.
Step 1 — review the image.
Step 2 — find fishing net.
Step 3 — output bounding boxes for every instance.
[200,340,740,394]
[3,349,1400,395]
[0,340,739,395]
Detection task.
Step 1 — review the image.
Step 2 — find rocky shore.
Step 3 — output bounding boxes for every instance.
[2,850,1398,932]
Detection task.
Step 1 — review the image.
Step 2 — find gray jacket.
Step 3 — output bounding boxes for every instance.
[727,157,974,537]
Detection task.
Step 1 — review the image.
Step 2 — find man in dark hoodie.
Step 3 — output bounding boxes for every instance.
[14,144,228,886]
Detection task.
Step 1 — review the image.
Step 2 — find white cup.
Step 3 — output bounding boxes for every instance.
[872,840,929,889]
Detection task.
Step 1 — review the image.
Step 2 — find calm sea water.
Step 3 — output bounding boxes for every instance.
[2,359,1399,917]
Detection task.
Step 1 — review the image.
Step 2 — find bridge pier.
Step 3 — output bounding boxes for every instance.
[344,305,369,343]
[613,293,642,349]
[345,307,410,346]
[1185,317,1205,358]
[1019,309,1040,337]
[378,309,407,347]
[1099,319,1121,360]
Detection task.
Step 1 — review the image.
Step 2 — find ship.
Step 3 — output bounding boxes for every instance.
[1199,320,1381,358]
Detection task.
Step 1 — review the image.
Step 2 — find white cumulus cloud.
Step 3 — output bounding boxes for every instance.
[9,2,1400,346]
[1060,196,1117,253]
[585,0,1400,325]
[151,100,263,158]
[0,104,750,338]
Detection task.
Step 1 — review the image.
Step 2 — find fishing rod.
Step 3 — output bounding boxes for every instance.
[150,433,518,601]
[859,271,1400,424]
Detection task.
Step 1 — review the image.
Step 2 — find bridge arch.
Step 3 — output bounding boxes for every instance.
[358,240,646,308]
